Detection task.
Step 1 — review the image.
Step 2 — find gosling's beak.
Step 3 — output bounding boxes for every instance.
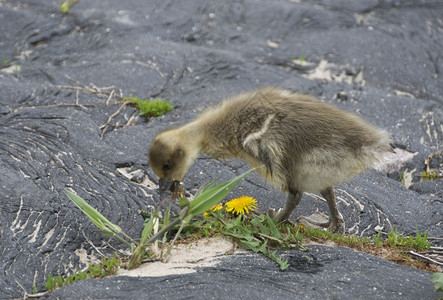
[158,178,181,201]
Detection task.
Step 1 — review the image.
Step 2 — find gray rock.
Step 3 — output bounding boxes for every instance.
[43,246,438,300]
[410,179,443,198]
[0,0,442,299]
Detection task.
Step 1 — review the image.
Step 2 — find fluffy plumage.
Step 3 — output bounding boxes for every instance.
[149,88,392,231]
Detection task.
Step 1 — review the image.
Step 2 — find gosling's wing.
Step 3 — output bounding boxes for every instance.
[241,113,281,175]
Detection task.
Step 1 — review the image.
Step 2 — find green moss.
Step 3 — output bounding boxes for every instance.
[122,97,173,118]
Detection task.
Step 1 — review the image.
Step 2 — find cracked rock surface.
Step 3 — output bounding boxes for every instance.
[0,0,442,299]
[43,246,436,300]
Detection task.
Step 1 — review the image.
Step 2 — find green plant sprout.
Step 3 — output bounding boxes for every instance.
[60,0,80,14]
[122,97,173,118]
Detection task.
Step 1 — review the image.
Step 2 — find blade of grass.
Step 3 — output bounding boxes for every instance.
[65,190,121,234]
[65,190,136,247]
[161,205,172,244]
[194,179,220,197]
[140,209,159,245]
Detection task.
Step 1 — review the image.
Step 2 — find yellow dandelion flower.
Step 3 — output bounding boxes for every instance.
[225,196,257,215]
[203,203,224,217]
[212,203,223,212]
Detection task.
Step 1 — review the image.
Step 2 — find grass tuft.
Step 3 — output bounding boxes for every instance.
[45,255,121,292]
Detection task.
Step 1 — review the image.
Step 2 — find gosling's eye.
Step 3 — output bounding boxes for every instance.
[162,162,170,170]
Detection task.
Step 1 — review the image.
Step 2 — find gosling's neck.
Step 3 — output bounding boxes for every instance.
[179,116,226,159]
[176,120,207,157]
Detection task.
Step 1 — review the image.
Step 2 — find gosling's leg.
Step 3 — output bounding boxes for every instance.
[320,186,344,232]
[274,190,302,222]
[297,187,344,232]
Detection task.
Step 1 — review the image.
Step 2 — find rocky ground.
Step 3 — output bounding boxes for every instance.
[0,0,442,299]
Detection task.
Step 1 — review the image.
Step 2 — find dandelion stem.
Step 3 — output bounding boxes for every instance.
[214,213,228,226]
[144,217,182,245]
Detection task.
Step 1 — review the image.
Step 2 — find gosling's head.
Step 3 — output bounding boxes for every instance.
[148,128,200,194]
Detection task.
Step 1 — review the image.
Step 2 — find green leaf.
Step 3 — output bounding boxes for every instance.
[65,190,121,234]
[178,197,190,208]
[276,257,290,271]
[140,209,158,245]
[265,213,281,239]
[243,239,261,252]
[195,179,220,197]
[251,215,270,235]
[162,205,171,231]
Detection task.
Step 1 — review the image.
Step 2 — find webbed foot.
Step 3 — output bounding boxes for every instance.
[273,190,303,223]
[267,210,295,226]
[297,211,344,233]
[267,208,278,219]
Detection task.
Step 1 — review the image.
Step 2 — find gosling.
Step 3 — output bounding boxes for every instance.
[148,87,391,232]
